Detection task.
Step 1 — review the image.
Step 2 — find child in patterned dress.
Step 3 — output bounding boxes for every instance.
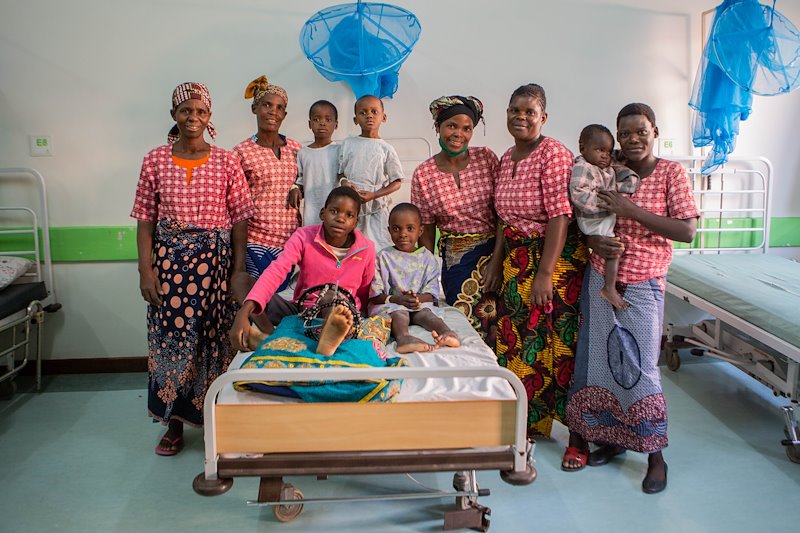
[287,100,341,226]
[368,203,460,354]
[339,95,404,251]
[569,124,639,310]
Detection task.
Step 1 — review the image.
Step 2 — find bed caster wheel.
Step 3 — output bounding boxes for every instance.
[500,464,537,485]
[192,473,233,496]
[783,427,800,464]
[663,344,680,371]
[273,484,304,522]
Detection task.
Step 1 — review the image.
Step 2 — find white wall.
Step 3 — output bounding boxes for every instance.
[2,0,799,358]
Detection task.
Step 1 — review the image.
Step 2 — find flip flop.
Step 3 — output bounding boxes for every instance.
[561,446,588,472]
[155,434,184,456]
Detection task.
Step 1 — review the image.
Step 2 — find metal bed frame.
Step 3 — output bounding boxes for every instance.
[0,168,61,395]
[661,155,800,463]
[193,365,535,531]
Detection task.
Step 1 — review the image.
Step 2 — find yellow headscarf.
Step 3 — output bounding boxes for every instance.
[244,75,288,106]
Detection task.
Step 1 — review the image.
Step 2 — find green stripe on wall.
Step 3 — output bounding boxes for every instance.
[1,218,799,263]
[0,226,138,262]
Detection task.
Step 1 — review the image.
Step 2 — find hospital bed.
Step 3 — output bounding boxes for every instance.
[0,168,61,397]
[193,307,535,531]
[661,156,800,463]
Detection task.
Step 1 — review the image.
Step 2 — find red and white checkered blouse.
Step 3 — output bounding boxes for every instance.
[494,137,574,237]
[131,145,255,228]
[411,146,499,235]
[589,158,700,285]
[233,136,302,249]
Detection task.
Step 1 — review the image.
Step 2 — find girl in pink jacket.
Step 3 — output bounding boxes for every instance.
[230,186,375,351]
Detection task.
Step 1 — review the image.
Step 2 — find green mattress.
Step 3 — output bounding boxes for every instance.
[667,254,800,350]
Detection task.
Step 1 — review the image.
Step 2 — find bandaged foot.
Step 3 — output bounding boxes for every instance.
[395,334,436,354]
[432,330,460,348]
[600,287,629,310]
[316,304,353,356]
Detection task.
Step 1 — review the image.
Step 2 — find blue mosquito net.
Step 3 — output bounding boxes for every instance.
[690,0,800,174]
[300,2,422,99]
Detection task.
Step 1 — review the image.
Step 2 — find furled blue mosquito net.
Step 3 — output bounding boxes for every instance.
[300,2,422,99]
[690,0,800,174]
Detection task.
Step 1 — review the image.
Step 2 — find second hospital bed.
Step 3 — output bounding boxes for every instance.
[661,156,800,463]
[193,306,535,531]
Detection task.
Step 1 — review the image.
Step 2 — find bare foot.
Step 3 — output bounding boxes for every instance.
[395,334,436,354]
[246,324,268,351]
[316,304,353,356]
[432,330,460,348]
[600,287,629,310]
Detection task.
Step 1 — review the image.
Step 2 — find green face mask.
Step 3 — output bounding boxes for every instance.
[438,136,468,157]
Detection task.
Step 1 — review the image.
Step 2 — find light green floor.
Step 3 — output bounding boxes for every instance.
[1,358,799,533]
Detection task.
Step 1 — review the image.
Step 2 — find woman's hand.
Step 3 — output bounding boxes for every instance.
[286,188,302,209]
[482,256,503,293]
[139,267,163,306]
[598,190,638,218]
[587,235,624,260]
[531,272,553,308]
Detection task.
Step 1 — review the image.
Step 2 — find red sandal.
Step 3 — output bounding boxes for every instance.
[155,434,184,456]
[561,446,588,472]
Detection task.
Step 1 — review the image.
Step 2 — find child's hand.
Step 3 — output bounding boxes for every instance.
[229,308,253,352]
[397,290,422,310]
[287,188,303,209]
[340,178,358,191]
[357,189,375,203]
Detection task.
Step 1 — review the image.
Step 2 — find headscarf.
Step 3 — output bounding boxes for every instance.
[168,82,216,144]
[244,75,288,107]
[429,95,484,127]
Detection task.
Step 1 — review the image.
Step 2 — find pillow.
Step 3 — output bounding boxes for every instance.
[0,256,33,290]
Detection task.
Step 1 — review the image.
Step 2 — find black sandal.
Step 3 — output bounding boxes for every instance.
[587,444,626,467]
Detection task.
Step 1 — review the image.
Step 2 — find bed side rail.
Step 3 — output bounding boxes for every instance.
[0,168,58,306]
[669,156,772,254]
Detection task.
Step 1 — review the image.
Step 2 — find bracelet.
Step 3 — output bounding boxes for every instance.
[338,176,348,186]
[385,294,391,305]
[289,183,301,192]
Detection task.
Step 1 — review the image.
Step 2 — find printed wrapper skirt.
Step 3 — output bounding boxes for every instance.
[566,267,668,453]
[494,223,588,437]
[146,218,237,427]
[439,231,499,343]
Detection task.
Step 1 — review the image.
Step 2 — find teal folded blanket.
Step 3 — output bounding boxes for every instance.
[233,316,407,403]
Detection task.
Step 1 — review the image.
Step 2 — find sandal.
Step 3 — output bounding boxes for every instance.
[155,434,184,456]
[561,446,589,472]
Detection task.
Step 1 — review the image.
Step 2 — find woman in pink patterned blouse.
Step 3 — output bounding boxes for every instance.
[411,95,500,341]
[493,84,589,449]
[132,82,255,456]
[565,103,699,493]
[232,75,302,333]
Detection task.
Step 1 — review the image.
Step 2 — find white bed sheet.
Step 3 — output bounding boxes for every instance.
[217,306,515,405]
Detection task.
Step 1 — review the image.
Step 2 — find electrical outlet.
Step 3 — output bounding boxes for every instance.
[29,135,53,157]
